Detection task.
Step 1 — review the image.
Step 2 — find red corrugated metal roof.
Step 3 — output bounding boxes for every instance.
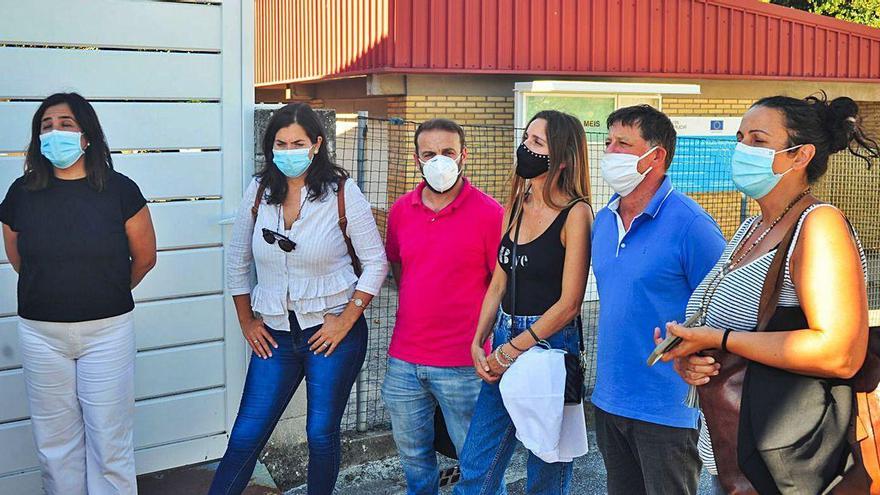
[255,0,880,86]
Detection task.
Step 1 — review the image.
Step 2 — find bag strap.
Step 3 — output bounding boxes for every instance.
[508,200,524,331]
[337,178,363,276]
[251,181,267,219]
[575,312,585,354]
[756,199,820,331]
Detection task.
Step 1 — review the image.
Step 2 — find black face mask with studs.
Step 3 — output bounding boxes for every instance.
[515,142,550,179]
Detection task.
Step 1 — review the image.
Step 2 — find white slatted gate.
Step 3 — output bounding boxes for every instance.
[0,1,254,492]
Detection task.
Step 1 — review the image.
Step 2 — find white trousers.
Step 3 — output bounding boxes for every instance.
[18,312,137,495]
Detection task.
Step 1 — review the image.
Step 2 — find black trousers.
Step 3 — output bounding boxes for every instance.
[595,407,701,495]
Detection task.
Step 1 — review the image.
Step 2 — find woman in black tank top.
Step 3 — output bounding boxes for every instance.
[454,110,594,494]
[497,200,579,316]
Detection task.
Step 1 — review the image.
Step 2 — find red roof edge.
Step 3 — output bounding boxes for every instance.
[710,0,880,39]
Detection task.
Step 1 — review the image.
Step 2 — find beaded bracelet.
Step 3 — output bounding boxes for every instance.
[493,348,512,368]
[498,345,518,365]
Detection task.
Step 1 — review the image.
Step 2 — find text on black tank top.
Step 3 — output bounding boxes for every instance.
[498,201,579,316]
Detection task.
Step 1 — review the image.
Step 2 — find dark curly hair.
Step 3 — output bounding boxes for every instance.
[24,92,113,191]
[257,103,348,204]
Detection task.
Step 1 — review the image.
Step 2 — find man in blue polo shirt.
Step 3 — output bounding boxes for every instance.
[591,105,726,495]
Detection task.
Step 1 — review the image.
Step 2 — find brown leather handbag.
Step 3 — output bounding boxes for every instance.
[699,350,752,494]
[699,203,880,494]
[834,326,880,495]
[335,178,363,276]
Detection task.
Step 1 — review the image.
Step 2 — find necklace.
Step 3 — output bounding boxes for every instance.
[725,188,811,274]
[696,188,811,324]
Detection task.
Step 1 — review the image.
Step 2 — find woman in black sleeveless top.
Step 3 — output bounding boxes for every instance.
[454,110,593,494]
[497,201,576,316]
[659,94,879,494]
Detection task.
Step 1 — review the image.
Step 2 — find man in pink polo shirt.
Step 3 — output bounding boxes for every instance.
[382,119,503,494]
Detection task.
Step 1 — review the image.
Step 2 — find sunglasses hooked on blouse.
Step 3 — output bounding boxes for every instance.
[262,228,296,252]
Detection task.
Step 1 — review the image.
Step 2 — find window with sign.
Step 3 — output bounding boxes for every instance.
[520,93,662,134]
[523,94,617,134]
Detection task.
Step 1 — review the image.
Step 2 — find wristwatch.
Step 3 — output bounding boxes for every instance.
[351,297,364,308]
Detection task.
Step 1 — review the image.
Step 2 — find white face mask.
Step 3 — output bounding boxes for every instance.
[600,146,659,197]
[419,154,462,193]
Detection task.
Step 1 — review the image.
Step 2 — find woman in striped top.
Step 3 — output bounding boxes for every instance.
[657,94,878,494]
[210,103,388,495]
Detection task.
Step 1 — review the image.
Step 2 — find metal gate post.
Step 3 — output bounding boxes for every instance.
[355,110,369,433]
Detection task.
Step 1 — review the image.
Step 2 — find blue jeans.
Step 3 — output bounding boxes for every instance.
[382,357,482,495]
[208,313,367,495]
[454,309,579,495]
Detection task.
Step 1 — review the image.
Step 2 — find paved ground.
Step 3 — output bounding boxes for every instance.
[286,433,714,495]
[138,461,280,495]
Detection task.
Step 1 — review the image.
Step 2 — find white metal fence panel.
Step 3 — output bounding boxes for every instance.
[0,0,222,51]
[0,47,222,100]
[0,102,223,152]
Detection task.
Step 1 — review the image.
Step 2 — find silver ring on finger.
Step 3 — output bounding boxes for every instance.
[322,342,330,348]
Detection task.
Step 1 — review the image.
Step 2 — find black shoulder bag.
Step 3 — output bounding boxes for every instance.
[507,200,586,405]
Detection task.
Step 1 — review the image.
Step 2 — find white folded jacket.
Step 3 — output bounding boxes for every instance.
[499,347,589,463]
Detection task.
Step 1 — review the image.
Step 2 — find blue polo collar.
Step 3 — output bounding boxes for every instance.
[607,176,674,218]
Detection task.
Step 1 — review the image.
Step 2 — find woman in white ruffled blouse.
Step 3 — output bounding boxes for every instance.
[210,103,388,495]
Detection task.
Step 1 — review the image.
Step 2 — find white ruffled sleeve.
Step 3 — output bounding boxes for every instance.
[226,178,260,296]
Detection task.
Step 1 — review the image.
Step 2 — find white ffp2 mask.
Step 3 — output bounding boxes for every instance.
[419,154,462,193]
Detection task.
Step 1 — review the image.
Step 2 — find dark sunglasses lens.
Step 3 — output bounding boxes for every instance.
[262,230,276,244]
[278,239,295,252]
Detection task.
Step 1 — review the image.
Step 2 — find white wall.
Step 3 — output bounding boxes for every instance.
[0,1,254,492]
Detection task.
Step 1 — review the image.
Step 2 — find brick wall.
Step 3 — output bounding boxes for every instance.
[385,95,516,209]
[389,95,514,125]
[663,97,754,116]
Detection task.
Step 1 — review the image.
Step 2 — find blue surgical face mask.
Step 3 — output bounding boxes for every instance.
[731,142,803,199]
[40,130,86,169]
[273,146,314,178]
